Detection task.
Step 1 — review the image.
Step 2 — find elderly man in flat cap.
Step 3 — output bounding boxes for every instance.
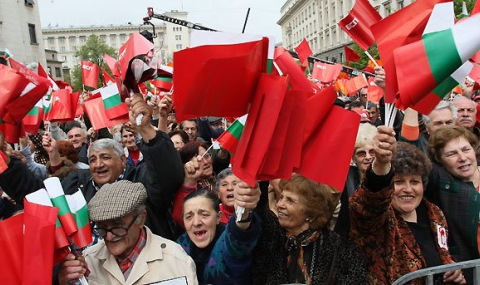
[58,180,198,285]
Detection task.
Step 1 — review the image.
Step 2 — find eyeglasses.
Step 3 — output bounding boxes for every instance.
[201,152,212,161]
[355,149,375,158]
[360,93,368,97]
[93,215,138,238]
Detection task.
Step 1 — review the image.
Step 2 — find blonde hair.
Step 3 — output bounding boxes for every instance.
[355,123,377,150]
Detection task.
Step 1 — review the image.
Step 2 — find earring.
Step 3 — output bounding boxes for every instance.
[306,218,310,222]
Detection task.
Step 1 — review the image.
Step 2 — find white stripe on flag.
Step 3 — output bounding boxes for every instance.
[423,2,455,35]
[26,189,53,206]
[44,177,65,199]
[452,13,480,62]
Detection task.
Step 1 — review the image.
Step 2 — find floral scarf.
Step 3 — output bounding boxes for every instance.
[285,228,320,284]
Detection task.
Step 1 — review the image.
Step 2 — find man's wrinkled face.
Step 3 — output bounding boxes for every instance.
[89,148,126,187]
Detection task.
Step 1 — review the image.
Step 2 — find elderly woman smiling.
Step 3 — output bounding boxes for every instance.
[350,126,465,284]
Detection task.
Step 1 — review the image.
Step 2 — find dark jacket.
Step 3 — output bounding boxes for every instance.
[251,206,367,285]
[424,162,480,284]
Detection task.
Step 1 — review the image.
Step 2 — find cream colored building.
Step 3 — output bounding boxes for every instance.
[0,0,47,67]
[278,0,413,62]
[45,49,64,81]
[42,10,190,71]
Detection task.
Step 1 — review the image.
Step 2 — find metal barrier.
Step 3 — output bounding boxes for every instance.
[393,259,480,285]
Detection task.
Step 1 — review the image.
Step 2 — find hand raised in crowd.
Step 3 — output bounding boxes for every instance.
[444,269,466,284]
[42,132,58,154]
[234,181,261,228]
[374,66,386,90]
[57,253,87,285]
[158,94,173,118]
[183,155,204,186]
[125,93,156,142]
[373,126,396,174]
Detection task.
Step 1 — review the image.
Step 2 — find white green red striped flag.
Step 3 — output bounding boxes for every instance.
[44,177,78,236]
[99,83,129,119]
[66,191,92,248]
[3,47,12,59]
[394,3,480,111]
[25,189,70,251]
[23,99,44,134]
[216,114,247,154]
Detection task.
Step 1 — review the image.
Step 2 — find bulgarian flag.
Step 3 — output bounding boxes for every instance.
[22,99,43,134]
[394,3,480,110]
[44,177,78,236]
[100,83,129,119]
[66,191,92,248]
[152,76,172,92]
[216,114,248,155]
[25,189,70,264]
[3,48,12,59]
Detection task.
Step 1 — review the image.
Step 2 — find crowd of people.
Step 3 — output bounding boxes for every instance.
[1,63,480,285]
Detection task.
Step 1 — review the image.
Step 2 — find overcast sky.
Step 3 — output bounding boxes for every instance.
[38,0,285,42]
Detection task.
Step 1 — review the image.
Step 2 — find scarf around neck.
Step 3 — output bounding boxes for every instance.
[285,228,320,284]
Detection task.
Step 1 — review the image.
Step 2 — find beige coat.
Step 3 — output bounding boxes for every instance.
[84,227,198,285]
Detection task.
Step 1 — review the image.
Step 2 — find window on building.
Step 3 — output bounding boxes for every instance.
[51,54,55,59]
[397,0,404,9]
[384,1,392,15]
[110,34,116,41]
[60,46,65,51]
[59,37,66,44]
[79,36,86,42]
[48,37,54,44]
[100,35,107,41]
[55,67,61,77]
[120,34,127,41]
[28,24,37,44]
[175,35,182,40]
[179,27,182,31]
[25,0,34,6]
[69,36,76,43]
[176,44,182,49]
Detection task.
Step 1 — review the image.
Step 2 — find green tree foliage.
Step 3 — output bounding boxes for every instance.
[345,43,379,73]
[71,35,116,91]
[454,0,475,18]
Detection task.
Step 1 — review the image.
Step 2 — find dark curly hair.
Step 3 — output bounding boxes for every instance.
[393,142,432,186]
[179,140,209,164]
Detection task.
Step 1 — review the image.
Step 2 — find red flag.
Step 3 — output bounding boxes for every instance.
[312,62,343,83]
[371,0,448,103]
[338,0,382,51]
[257,88,307,180]
[103,53,120,77]
[102,67,115,85]
[0,65,30,120]
[173,38,268,122]
[23,200,57,284]
[4,122,21,144]
[55,80,73,90]
[472,1,480,15]
[81,60,100,89]
[38,62,60,90]
[84,96,129,131]
[367,77,384,103]
[46,89,79,122]
[344,46,361,66]
[295,106,360,191]
[5,58,50,124]
[274,47,316,94]
[296,39,313,65]
[345,75,368,95]
[302,86,338,144]
[233,73,289,186]
[0,214,24,284]
[0,201,57,284]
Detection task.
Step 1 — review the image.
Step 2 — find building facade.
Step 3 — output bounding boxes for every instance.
[278,0,413,63]
[45,49,64,81]
[42,10,190,72]
[0,0,47,67]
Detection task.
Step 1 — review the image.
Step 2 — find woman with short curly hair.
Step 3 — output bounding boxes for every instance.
[350,126,465,285]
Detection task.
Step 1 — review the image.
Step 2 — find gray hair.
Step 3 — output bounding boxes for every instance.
[215,168,234,192]
[423,100,457,125]
[88,138,124,158]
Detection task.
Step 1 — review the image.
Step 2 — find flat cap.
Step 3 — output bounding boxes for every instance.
[88,180,148,222]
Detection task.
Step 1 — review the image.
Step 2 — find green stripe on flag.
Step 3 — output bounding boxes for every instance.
[158,77,172,83]
[424,30,463,84]
[28,106,39,116]
[73,205,89,228]
[56,219,62,227]
[432,76,458,99]
[228,121,244,140]
[267,59,273,74]
[51,196,71,216]
[103,94,122,109]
